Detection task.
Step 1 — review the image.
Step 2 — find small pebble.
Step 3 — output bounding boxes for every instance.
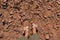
[57,0,60,4]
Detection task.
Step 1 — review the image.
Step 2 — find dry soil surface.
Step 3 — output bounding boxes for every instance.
[0,0,60,40]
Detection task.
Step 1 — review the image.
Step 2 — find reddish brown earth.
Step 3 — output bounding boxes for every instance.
[0,0,60,40]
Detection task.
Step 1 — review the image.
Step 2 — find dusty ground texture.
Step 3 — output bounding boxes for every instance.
[0,0,60,40]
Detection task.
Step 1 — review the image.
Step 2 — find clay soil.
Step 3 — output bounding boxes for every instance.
[0,0,60,40]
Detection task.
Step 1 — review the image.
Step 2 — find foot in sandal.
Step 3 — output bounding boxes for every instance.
[29,23,40,40]
[24,26,29,38]
[32,23,38,34]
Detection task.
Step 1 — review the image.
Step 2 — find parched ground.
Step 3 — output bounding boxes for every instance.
[0,0,60,40]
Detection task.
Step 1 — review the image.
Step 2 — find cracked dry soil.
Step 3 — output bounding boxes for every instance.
[0,0,60,40]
